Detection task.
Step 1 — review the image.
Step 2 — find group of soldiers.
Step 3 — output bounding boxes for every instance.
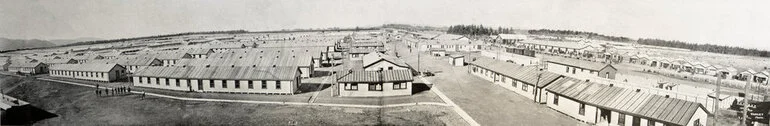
[95,85,132,96]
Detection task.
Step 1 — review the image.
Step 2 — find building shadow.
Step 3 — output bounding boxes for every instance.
[296,83,331,94]
[412,83,432,94]
[1,104,58,125]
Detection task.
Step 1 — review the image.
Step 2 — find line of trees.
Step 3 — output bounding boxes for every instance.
[637,38,770,57]
[527,29,633,42]
[446,24,519,36]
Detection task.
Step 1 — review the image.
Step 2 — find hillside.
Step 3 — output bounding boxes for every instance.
[49,37,102,45]
[0,38,56,51]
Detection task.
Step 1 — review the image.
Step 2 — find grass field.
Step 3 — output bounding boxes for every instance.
[0,75,466,125]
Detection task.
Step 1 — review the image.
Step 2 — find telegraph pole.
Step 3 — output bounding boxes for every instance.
[715,73,723,124]
[743,74,752,125]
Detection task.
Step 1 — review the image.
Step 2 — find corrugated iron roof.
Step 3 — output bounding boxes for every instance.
[50,63,122,72]
[467,57,562,87]
[545,77,708,126]
[133,66,299,81]
[546,57,614,71]
[8,62,43,68]
[336,70,413,83]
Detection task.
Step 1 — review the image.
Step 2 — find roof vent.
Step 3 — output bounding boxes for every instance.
[231,65,235,67]
[239,57,242,59]
[252,65,256,67]
[609,84,614,87]
[272,65,276,67]
[276,56,279,58]
[259,56,262,58]
[635,89,641,92]
[260,51,263,53]
[206,65,210,68]
[585,79,590,82]
[292,56,295,58]
[665,95,670,98]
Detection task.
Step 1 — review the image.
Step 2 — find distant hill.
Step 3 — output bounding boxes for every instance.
[48,37,102,45]
[0,37,56,51]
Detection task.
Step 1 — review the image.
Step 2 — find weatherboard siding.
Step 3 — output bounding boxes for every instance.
[338,82,411,97]
[132,76,298,94]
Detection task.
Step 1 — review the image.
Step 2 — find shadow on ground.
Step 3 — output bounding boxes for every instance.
[296,83,331,94]
[1,104,58,125]
[412,83,432,94]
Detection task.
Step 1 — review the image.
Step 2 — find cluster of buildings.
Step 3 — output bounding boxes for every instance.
[626,53,770,85]
[466,56,708,126]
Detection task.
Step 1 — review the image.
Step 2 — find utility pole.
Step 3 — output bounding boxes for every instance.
[743,74,752,126]
[715,73,723,124]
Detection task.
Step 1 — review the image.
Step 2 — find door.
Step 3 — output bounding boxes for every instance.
[197,80,204,91]
[632,116,640,126]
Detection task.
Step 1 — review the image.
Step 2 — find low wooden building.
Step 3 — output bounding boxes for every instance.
[546,58,617,79]
[132,66,301,94]
[448,54,464,66]
[467,57,563,103]
[336,70,413,97]
[545,77,710,126]
[429,48,446,57]
[49,63,127,82]
[8,62,48,75]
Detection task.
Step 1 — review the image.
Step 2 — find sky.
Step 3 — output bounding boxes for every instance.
[1,0,769,50]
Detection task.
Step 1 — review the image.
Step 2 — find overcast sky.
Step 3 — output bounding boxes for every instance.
[1,0,769,50]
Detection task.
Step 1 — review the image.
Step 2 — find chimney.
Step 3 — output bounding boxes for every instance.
[635,89,641,92]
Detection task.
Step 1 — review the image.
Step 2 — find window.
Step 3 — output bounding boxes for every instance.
[261,80,267,89]
[222,80,227,88]
[565,67,569,73]
[501,77,506,83]
[344,83,358,90]
[276,81,281,89]
[248,81,254,89]
[388,67,393,70]
[618,113,625,125]
[572,68,576,74]
[393,82,407,90]
[553,95,559,105]
[694,119,701,126]
[512,81,517,87]
[175,79,180,87]
[235,81,240,88]
[369,83,382,91]
[579,103,586,115]
[522,84,528,91]
[647,120,654,126]
[209,80,214,88]
[155,78,160,85]
[138,77,143,83]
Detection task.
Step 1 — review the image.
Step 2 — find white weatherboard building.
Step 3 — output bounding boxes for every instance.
[49,63,127,82]
[132,66,301,94]
[546,58,618,79]
[545,77,709,126]
[8,62,48,75]
[336,52,414,97]
[336,70,413,97]
[467,57,562,103]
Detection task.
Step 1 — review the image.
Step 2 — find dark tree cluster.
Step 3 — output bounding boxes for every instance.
[446,25,517,36]
[382,24,441,32]
[527,29,632,42]
[637,38,770,57]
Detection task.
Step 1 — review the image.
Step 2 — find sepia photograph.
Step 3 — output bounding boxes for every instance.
[1,0,769,125]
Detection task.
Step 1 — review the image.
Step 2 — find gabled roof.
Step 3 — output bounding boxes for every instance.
[8,62,44,68]
[336,70,413,83]
[546,58,615,71]
[39,58,76,64]
[497,34,527,40]
[350,42,384,47]
[89,57,160,66]
[546,77,709,126]
[362,52,408,69]
[349,48,384,54]
[50,63,122,72]
[133,66,299,81]
[468,57,562,87]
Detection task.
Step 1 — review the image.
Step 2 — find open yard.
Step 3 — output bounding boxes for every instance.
[0,75,466,125]
[391,40,583,125]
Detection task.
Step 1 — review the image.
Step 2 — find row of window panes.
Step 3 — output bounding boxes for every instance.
[138,77,281,89]
[344,83,407,91]
[51,70,105,78]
